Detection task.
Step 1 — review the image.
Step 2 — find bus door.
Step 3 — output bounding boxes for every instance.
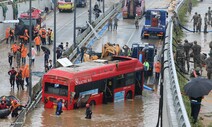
[106,78,114,102]
[135,71,143,95]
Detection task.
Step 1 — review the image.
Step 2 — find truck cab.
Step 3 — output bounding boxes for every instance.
[141,9,168,39]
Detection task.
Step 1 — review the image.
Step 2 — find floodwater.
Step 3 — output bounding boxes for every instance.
[24,91,159,127]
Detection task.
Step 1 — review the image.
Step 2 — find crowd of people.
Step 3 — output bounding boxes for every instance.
[5,25,70,91]
[191,7,212,33]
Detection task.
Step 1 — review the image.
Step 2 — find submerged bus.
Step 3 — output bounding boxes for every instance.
[42,56,144,110]
[122,0,145,19]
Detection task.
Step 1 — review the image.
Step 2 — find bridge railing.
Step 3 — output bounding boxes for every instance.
[163,0,191,126]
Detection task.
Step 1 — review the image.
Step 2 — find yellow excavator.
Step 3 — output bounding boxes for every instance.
[83,42,121,62]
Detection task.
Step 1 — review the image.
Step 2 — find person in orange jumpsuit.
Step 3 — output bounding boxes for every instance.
[9,28,15,43]
[34,34,41,52]
[11,42,19,59]
[21,46,28,65]
[22,64,29,86]
[154,60,161,85]
[5,27,10,44]
[40,28,46,45]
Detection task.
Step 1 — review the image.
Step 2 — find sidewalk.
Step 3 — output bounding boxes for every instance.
[182,0,212,126]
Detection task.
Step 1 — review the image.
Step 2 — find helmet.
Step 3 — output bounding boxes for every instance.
[86,104,90,108]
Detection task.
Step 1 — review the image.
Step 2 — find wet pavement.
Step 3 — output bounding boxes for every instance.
[0,0,177,126]
[181,0,212,126]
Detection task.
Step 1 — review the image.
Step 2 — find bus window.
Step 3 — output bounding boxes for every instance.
[115,74,125,88]
[65,0,71,2]
[125,73,135,85]
[45,82,68,96]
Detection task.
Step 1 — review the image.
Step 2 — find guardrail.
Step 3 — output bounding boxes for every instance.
[164,0,191,126]
[66,2,122,61]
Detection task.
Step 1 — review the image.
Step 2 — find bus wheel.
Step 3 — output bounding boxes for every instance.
[126,91,133,99]
[89,100,96,107]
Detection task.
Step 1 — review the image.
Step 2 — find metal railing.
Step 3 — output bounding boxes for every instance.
[164,0,191,126]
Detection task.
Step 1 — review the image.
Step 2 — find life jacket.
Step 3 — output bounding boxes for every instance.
[21,47,28,58]
[5,27,10,38]
[154,62,161,73]
[41,29,46,38]
[23,65,29,78]
[11,44,18,53]
[11,102,20,112]
[34,36,41,45]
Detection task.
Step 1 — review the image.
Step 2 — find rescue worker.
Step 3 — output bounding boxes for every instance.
[183,39,193,72]
[23,64,29,86]
[9,28,15,43]
[58,42,64,51]
[85,104,92,119]
[31,45,37,65]
[23,29,29,44]
[143,59,150,84]
[56,99,63,115]
[108,18,112,31]
[16,49,21,68]
[188,0,192,14]
[192,41,201,69]
[210,41,212,52]
[208,7,212,26]
[122,45,130,56]
[191,12,198,32]
[204,13,208,33]
[154,60,161,85]
[16,69,24,90]
[196,14,202,33]
[21,46,28,65]
[47,28,52,45]
[205,51,212,79]
[113,17,119,30]
[11,42,19,59]
[8,67,17,89]
[40,28,46,45]
[5,27,10,44]
[10,100,20,117]
[8,49,14,67]
[34,34,41,53]
[190,96,203,124]
[0,98,7,109]
[56,47,63,59]
[176,40,186,73]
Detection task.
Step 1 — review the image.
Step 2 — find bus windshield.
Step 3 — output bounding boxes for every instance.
[44,82,68,96]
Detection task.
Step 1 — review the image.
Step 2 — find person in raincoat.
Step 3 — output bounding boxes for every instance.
[56,99,63,115]
[34,34,41,53]
[23,64,29,86]
[5,27,10,44]
[31,45,37,65]
[21,46,28,65]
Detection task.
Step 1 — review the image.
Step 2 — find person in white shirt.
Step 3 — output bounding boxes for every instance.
[31,45,37,65]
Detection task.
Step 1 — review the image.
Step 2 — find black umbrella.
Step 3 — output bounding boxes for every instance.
[184,77,212,98]
[41,45,50,54]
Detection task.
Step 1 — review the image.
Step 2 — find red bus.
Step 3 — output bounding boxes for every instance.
[42,56,144,110]
[122,0,145,19]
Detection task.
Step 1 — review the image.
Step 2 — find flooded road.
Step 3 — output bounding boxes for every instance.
[25,91,159,127]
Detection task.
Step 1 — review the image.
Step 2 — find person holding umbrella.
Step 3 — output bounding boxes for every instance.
[184,77,212,123]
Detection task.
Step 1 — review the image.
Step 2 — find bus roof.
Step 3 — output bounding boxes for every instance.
[44,56,143,80]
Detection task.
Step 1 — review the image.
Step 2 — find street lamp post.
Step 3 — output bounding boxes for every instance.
[73,0,76,48]
[29,0,32,103]
[53,0,57,68]
[103,0,105,13]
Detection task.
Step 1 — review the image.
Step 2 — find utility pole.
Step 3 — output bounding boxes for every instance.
[103,0,105,13]
[89,0,92,24]
[53,0,57,68]
[73,0,76,48]
[29,0,32,103]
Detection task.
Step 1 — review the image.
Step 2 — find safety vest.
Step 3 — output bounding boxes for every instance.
[34,36,41,45]
[144,61,150,71]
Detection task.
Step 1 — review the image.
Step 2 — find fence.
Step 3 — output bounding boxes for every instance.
[163,0,191,126]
